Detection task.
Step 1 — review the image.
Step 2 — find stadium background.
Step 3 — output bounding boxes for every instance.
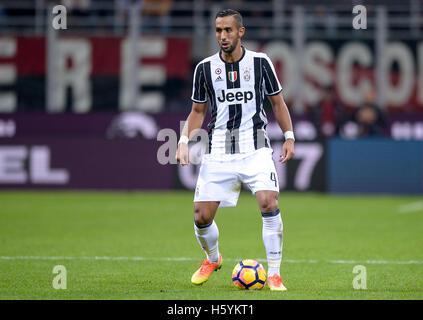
[0,0,422,301]
[0,0,422,193]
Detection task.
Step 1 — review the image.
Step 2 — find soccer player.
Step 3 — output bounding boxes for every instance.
[176,9,295,291]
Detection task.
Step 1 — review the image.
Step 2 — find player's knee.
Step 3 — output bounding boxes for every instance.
[194,214,212,227]
[259,196,279,213]
[194,206,213,226]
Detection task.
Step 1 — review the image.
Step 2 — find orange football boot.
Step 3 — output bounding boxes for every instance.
[191,254,222,285]
[268,274,287,291]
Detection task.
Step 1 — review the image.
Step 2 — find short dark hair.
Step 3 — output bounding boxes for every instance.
[215,9,243,29]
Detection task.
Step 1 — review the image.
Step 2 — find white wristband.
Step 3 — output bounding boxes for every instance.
[284,131,295,141]
[178,135,189,145]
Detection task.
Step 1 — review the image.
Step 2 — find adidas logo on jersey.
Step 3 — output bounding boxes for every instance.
[217,89,254,104]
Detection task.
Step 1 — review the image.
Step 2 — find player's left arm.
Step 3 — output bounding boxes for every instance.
[268,93,295,163]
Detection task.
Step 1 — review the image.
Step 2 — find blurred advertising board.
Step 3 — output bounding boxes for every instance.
[327,138,423,194]
[0,113,325,191]
[0,36,191,113]
[0,112,423,193]
[1,37,423,114]
[0,137,172,189]
[1,113,422,193]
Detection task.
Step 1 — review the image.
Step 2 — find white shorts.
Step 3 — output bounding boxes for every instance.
[194,148,279,208]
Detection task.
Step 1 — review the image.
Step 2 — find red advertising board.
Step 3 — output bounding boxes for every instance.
[1,36,423,113]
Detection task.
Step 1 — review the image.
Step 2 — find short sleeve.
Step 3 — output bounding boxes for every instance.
[191,62,208,103]
[262,55,282,96]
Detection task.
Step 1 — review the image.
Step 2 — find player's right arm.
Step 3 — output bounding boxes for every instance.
[176,101,207,166]
[177,61,208,165]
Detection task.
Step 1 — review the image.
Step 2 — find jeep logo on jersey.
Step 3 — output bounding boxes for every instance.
[217,89,253,104]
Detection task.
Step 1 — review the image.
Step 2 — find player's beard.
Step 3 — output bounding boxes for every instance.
[220,36,239,54]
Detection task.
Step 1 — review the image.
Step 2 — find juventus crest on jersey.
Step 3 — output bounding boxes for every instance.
[191,46,282,156]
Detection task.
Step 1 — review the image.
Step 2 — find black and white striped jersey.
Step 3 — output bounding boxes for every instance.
[191,46,282,156]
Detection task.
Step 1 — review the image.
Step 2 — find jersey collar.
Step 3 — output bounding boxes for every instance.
[219,45,246,64]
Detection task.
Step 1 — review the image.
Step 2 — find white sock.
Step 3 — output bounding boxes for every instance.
[194,220,220,263]
[262,209,283,277]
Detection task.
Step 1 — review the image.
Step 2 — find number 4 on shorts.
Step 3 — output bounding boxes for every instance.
[270,172,277,188]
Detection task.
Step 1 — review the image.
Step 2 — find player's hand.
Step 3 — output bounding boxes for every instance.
[280,139,294,163]
[176,143,190,166]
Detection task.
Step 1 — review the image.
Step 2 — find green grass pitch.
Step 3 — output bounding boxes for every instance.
[0,191,422,300]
